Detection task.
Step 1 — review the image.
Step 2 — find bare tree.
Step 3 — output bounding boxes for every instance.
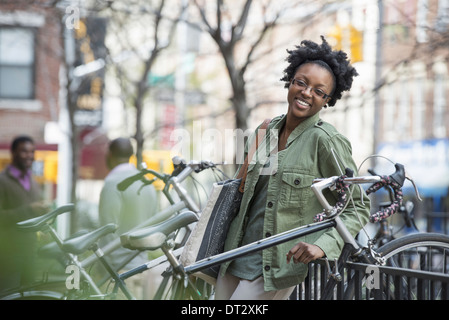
[103,0,187,165]
[190,0,282,131]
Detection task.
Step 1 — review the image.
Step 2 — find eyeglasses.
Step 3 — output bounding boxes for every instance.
[291,78,331,100]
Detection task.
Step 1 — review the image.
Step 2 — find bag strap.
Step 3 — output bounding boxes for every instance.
[237,118,271,193]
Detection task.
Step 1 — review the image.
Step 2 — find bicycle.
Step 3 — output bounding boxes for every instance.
[0,204,127,300]
[119,159,449,300]
[6,158,448,300]
[295,199,447,300]
[1,158,226,300]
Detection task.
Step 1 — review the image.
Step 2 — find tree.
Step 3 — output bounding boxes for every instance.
[190,0,281,132]
[102,0,187,165]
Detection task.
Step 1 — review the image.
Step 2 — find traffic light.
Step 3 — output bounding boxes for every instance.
[349,25,363,63]
[328,24,363,63]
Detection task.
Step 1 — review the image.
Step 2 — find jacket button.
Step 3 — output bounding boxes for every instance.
[294,178,300,185]
[267,201,273,208]
[264,265,270,271]
[265,232,271,237]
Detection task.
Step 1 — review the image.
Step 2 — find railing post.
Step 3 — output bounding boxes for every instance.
[290,258,449,300]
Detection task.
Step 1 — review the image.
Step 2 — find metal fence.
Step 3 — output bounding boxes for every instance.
[290,259,449,300]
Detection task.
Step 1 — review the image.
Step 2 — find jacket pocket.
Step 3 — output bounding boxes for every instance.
[279,171,315,209]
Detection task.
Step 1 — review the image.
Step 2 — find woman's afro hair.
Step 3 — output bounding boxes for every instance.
[280,36,358,107]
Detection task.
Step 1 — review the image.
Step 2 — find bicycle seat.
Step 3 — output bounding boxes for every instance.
[61,223,117,255]
[38,230,90,263]
[16,204,75,232]
[120,211,198,251]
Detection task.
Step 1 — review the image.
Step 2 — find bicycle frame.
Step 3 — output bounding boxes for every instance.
[117,174,387,298]
[11,208,124,300]
[184,219,337,275]
[80,201,187,269]
[184,175,384,275]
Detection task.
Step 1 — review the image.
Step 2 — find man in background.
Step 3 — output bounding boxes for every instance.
[98,137,158,299]
[0,135,51,292]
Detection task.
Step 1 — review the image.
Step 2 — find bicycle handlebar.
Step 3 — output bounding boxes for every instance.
[116,157,219,192]
[365,163,405,223]
[313,163,407,223]
[117,169,163,192]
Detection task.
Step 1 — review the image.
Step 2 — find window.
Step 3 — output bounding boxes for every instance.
[0,27,35,99]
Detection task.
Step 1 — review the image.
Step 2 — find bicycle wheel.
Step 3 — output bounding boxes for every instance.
[1,290,65,300]
[375,232,449,300]
[379,232,449,271]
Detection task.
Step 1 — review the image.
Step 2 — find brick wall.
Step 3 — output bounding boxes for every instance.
[0,4,62,146]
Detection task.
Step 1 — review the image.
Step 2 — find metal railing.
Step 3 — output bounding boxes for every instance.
[290,259,449,300]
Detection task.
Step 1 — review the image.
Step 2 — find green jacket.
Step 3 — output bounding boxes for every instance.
[221,113,370,291]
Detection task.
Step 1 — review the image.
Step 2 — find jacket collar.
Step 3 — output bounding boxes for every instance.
[271,113,321,149]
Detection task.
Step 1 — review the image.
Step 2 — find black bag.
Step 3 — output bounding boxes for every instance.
[179,178,243,284]
[179,119,271,284]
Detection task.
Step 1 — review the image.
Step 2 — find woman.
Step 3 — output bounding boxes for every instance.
[215,37,371,300]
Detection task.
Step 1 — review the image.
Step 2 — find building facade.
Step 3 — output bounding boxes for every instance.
[376,0,449,220]
[0,4,63,199]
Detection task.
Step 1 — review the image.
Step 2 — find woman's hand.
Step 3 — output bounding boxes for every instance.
[286,242,325,264]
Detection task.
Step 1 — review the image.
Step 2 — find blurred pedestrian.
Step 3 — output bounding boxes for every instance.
[0,135,51,292]
[98,137,159,299]
[215,36,370,300]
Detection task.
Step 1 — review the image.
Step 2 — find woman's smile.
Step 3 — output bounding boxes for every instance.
[294,97,311,110]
